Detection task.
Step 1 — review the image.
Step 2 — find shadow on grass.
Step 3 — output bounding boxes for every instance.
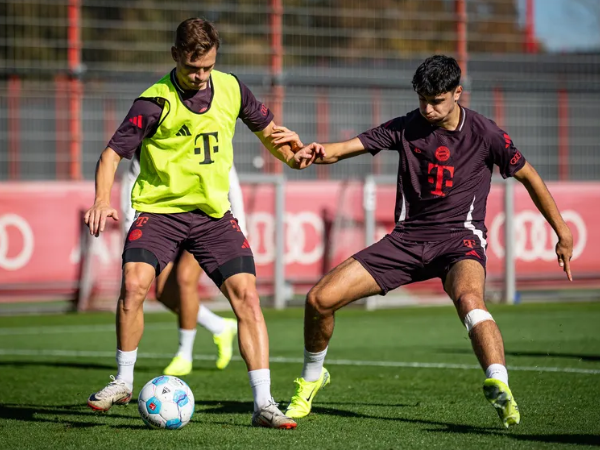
[0,403,145,430]
[196,399,253,415]
[313,406,600,446]
[440,348,600,362]
[430,423,600,446]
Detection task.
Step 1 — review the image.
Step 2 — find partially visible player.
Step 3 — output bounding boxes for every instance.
[276,55,574,428]
[120,160,247,375]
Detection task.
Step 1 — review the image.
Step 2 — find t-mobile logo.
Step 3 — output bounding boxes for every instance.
[427,163,454,197]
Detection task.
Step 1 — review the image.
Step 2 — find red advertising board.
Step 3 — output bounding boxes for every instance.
[0,181,598,302]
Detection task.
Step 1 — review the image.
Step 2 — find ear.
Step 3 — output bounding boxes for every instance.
[454,86,463,102]
[171,46,178,63]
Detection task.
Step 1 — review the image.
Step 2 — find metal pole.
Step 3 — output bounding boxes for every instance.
[274,175,286,309]
[363,176,377,310]
[7,76,21,181]
[68,0,82,180]
[55,75,68,179]
[316,87,330,180]
[269,0,284,174]
[525,0,537,53]
[504,178,516,304]
[239,174,287,309]
[558,88,570,181]
[455,0,469,107]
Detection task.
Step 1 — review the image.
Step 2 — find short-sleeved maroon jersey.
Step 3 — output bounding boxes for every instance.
[358,106,526,242]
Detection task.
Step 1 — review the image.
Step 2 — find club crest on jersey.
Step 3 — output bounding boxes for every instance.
[435,146,451,162]
[128,229,143,241]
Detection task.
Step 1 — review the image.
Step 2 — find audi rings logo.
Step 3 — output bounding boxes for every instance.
[489,210,586,262]
[0,214,35,271]
[248,212,324,265]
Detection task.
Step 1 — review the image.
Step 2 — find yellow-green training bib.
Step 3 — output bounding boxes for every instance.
[131,70,241,217]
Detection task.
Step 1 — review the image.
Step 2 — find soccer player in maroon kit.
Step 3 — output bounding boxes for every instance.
[84,18,319,429]
[278,55,574,428]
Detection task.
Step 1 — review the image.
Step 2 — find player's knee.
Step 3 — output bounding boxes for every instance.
[231,287,262,321]
[121,277,149,309]
[176,264,199,287]
[306,286,334,316]
[463,308,495,333]
[454,292,484,315]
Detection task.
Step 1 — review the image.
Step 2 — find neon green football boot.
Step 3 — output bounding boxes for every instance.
[214,318,238,370]
[163,356,193,377]
[483,378,520,428]
[285,367,330,419]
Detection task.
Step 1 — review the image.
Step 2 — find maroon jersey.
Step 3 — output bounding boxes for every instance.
[109,69,274,159]
[358,106,526,241]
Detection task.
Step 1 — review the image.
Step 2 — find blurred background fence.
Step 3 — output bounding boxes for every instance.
[1,0,600,309]
[1,0,600,182]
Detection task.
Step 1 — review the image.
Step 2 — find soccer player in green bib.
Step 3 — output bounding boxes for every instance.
[84,18,318,429]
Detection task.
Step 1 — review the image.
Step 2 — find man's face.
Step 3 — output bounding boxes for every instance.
[417,87,462,124]
[171,46,217,91]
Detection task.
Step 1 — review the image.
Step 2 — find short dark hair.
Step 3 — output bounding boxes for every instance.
[175,18,221,61]
[412,55,461,97]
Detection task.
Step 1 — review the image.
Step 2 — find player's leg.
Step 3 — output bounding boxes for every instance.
[155,253,197,376]
[156,251,237,373]
[304,256,381,361]
[88,213,185,412]
[188,212,295,429]
[88,260,156,411]
[285,257,382,419]
[219,272,295,429]
[444,259,519,428]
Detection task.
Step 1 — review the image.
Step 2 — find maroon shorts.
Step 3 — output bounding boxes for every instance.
[353,230,486,295]
[123,210,254,287]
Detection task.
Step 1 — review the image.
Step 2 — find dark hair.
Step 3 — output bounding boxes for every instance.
[175,18,221,61]
[412,55,461,97]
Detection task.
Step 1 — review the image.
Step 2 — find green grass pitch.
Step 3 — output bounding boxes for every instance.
[1,302,599,449]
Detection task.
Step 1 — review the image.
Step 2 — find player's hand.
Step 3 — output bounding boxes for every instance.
[556,229,573,281]
[84,201,119,237]
[291,143,326,169]
[272,126,304,152]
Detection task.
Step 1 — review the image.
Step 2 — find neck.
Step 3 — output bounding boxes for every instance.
[438,104,462,131]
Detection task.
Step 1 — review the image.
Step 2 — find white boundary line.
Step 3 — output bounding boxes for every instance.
[0,348,598,375]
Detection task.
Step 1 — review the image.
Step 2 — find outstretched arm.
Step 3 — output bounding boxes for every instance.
[514,161,573,281]
[272,128,368,165]
[84,147,122,236]
[313,138,368,164]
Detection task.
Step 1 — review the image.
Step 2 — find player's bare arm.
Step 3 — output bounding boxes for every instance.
[255,121,320,170]
[272,129,368,165]
[84,146,122,237]
[514,161,574,281]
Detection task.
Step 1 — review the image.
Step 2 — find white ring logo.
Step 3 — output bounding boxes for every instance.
[248,212,324,265]
[489,210,586,262]
[0,214,35,270]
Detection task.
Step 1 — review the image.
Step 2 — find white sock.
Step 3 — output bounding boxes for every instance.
[116,348,137,389]
[485,363,509,386]
[248,369,272,411]
[176,328,197,362]
[197,304,226,335]
[302,347,328,382]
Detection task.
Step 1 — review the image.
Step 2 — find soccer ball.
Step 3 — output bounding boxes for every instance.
[137,376,195,429]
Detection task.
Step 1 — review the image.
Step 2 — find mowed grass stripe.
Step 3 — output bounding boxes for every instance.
[1,348,599,375]
[0,323,174,335]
